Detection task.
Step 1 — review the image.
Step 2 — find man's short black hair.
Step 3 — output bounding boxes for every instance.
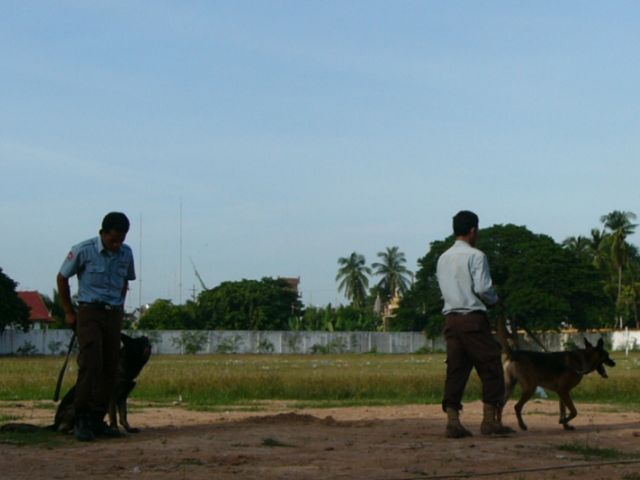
[453,210,479,236]
[101,212,130,233]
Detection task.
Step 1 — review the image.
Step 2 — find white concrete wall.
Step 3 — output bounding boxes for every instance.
[0,328,637,356]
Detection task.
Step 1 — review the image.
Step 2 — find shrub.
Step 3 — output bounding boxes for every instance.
[172,331,208,354]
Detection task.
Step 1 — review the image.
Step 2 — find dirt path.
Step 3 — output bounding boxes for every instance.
[1,400,640,479]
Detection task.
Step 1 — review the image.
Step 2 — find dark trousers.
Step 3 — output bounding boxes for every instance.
[442,311,505,412]
[74,305,123,416]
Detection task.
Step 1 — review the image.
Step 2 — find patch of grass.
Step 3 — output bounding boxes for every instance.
[123,354,452,407]
[1,352,639,408]
[0,357,69,400]
[0,415,20,423]
[592,403,640,413]
[557,441,629,460]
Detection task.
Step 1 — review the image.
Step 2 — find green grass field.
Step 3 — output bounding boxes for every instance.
[1,352,639,409]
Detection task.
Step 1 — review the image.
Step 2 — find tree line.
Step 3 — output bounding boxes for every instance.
[0,210,637,333]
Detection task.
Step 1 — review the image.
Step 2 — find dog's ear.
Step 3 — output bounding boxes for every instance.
[121,333,132,343]
[597,337,604,349]
[583,337,593,349]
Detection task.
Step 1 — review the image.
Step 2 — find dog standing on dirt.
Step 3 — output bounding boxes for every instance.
[502,337,615,431]
[54,333,151,434]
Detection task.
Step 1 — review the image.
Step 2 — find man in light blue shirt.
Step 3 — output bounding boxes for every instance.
[437,240,498,315]
[57,212,135,441]
[436,211,514,438]
[59,236,135,308]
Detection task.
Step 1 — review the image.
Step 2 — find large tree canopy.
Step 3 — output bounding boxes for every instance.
[138,299,198,330]
[0,268,31,332]
[196,277,303,330]
[395,224,612,333]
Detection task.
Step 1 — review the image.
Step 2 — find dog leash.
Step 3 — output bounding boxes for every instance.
[501,306,548,352]
[53,330,76,402]
[519,322,548,352]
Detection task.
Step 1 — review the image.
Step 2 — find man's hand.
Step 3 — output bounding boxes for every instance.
[64,310,77,328]
[57,273,76,328]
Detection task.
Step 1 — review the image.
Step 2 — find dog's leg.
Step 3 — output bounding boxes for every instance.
[108,398,118,429]
[558,392,577,430]
[119,399,139,433]
[503,370,517,404]
[514,387,535,431]
[559,398,567,426]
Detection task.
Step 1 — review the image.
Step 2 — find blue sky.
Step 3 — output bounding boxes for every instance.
[2,1,639,310]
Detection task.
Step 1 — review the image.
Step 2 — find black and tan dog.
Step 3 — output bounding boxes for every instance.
[503,337,615,431]
[54,333,151,434]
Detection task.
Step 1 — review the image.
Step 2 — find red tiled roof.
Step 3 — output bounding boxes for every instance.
[17,291,54,323]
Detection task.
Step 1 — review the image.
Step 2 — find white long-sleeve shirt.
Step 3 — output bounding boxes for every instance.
[436,240,498,315]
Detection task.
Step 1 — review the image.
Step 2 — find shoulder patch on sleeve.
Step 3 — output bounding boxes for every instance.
[67,251,75,261]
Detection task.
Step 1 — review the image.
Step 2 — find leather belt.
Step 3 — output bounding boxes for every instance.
[78,301,120,311]
[446,310,487,317]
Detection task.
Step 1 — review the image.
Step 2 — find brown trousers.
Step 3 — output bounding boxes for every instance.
[442,311,505,412]
[74,305,123,415]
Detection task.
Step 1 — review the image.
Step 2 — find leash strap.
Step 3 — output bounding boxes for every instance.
[520,323,548,352]
[53,331,76,402]
[501,305,548,352]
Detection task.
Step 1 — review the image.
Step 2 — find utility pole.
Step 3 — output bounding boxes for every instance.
[178,199,183,304]
[138,213,142,311]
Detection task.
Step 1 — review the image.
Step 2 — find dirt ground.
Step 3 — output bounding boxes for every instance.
[1,400,640,480]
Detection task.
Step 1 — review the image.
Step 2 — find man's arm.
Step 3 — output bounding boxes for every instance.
[121,280,129,304]
[472,254,499,306]
[56,273,76,328]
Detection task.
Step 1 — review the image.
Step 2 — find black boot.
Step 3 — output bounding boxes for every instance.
[74,412,95,442]
[445,407,473,438]
[480,404,516,436]
[90,413,121,438]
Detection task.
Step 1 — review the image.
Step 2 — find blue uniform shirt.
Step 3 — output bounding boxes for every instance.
[59,236,136,306]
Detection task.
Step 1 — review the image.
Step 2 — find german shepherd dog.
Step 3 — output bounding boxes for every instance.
[503,337,615,431]
[54,333,151,434]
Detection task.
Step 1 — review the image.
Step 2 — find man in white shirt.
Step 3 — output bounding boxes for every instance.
[436,211,514,438]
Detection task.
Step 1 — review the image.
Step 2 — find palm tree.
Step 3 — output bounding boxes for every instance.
[371,246,412,298]
[600,210,638,237]
[562,236,593,261]
[336,252,372,308]
[600,210,638,327]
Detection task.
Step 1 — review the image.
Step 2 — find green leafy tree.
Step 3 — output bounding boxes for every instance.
[297,305,336,331]
[295,303,380,332]
[336,252,371,308]
[397,224,612,332]
[371,246,412,299]
[333,305,379,331]
[42,289,72,329]
[562,236,594,262]
[0,268,31,332]
[197,277,302,330]
[138,299,197,330]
